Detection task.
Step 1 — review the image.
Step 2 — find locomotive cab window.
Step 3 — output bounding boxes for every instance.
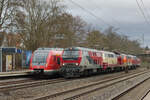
[62,48,79,60]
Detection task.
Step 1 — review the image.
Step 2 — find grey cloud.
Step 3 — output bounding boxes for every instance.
[63,0,150,47]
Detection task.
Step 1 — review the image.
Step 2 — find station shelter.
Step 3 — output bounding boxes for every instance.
[0,47,32,72]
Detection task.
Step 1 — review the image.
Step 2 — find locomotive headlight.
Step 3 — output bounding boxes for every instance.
[75,63,79,66]
[63,63,65,66]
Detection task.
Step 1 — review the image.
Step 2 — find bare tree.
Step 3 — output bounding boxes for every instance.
[5,33,21,47]
[15,0,65,50]
[0,0,21,46]
[103,27,142,54]
[86,30,105,49]
[54,14,86,48]
[15,0,87,50]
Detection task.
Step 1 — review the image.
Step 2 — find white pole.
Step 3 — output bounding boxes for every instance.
[0,49,1,72]
[13,54,15,71]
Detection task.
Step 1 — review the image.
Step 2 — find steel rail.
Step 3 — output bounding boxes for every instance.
[0,78,66,92]
[34,70,149,100]
[112,77,150,100]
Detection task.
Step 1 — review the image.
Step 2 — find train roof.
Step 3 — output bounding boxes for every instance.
[37,48,64,51]
[65,47,115,54]
[100,50,115,54]
[65,47,100,52]
[64,47,138,57]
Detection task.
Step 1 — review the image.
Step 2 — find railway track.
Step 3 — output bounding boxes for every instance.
[111,76,150,100]
[0,68,143,93]
[0,68,146,100]
[34,69,150,100]
[0,78,67,93]
[0,78,36,86]
[141,88,150,100]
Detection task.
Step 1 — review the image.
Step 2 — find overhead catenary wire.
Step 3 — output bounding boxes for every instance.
[88,0,125,34]
[66,0,148,47]
[136,0,150,25]
[89,1,121,27]
[69,0,113,27]
[69,0,125,34]
[65,0,103,30]
[140,0,150,21]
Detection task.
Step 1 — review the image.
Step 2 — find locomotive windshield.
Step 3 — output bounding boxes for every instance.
[32,50,49,65]
[62,50,79,60]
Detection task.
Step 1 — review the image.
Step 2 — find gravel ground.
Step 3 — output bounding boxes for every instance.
[118,75,150,100]
[0,68,146,100]
[143,89,150,100]
[77,69,150,100]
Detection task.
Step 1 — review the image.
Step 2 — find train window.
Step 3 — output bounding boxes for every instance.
[63,50,79,57]
[105,53,108,57]
[62,50,79,60]
[111,54,114,58]
[32,51,49,65]
[86,56,94,64]
[114,54,116,58]
[108,54,111,58]
[83,51,88,56]
[109,54,115,58]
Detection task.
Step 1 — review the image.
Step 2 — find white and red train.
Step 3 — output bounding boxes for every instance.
[60,47,140,77]
[30,48,63,75]
[29,47,140,77]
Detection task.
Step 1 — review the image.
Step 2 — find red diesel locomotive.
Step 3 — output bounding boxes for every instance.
[30,48,63,75]
[60,47,141,78]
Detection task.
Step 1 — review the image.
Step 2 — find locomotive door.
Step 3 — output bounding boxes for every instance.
[53,55,60,69]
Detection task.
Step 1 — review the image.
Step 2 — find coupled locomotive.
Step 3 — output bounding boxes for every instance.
[60,47,103,77]
[30,48,63,75]
[60,47,141,78]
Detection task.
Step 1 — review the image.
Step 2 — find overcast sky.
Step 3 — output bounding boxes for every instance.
[63,0,150,47]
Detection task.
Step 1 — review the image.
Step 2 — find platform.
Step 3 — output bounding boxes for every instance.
[0,70,31,77]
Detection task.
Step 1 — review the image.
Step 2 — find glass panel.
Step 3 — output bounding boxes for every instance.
[32,50,49,65]
[62,50,79,60]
